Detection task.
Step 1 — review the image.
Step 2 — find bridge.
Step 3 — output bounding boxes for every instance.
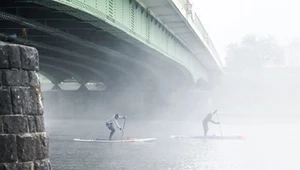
[0,0,222,91]
[0,0,222,118]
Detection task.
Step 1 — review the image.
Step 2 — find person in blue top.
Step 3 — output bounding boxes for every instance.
[203,110,220,136]
[6,33,17,43]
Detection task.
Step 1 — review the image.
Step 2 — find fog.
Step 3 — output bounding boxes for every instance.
[38,1,300,169]
[42,65,300,137]
[195,0,300,59]
[41,53,300,169]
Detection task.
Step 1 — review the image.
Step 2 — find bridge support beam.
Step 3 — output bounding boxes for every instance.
[0,42,51,169]
[52,84,61,90]
[78,84,88,91]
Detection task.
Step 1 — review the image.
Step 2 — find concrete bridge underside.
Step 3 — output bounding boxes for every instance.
[0,0,214,93]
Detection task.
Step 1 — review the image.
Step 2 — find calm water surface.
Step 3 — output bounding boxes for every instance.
[46,118,300,170]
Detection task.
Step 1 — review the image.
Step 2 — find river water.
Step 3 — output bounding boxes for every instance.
[46,117,300,170]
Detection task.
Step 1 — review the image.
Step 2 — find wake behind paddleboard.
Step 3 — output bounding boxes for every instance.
[170,135,245,140]
[73,138,157,143]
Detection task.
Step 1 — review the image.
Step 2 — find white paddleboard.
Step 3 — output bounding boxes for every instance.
[170,135,245,140]
[73,137,157,143]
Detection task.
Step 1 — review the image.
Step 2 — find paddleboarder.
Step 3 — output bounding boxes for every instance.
[106,114,127,140]
[203,110,220,136]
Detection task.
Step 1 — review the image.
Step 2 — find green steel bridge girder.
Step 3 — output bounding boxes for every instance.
[31,0,209,83]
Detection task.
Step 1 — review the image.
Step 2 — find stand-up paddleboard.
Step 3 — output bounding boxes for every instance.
[170,135,245,140]
[73,137,157,143]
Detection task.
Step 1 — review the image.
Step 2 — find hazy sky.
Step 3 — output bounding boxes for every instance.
[194,0,300,60]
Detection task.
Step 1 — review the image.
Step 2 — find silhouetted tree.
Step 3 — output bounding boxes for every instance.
[225,34,284,71]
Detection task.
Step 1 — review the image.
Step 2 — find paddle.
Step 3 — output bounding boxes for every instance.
[121,117,126,142]
[215,110,223,136]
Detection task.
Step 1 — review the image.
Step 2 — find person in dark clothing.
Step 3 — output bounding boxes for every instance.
[202,110,219,136]
[21,28,28,44]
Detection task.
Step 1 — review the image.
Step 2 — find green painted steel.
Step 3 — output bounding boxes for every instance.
[46,0,208,82]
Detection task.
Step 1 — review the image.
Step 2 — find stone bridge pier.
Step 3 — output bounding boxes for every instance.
[0,42,51,169]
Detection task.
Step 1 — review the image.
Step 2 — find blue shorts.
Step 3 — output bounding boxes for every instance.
[106,122,115,131]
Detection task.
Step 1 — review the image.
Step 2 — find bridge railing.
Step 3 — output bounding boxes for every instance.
[193,14,222,67]
[172,0,223,69]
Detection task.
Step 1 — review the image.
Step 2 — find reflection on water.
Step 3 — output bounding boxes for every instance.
[47,118,300,170]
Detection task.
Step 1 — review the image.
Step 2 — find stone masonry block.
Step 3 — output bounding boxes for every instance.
[0,135,17,163]
[0,163,12,170]
[27,116,36,133]
[23,87,37,115]
[17,133,49,162]
[35,133,49,160]
[0,42,23,69]
[16,134,37,162]
[0,162,34,170]
[6,44,21,68]
[27,116,45,133]
[2,69,28,86]
[2,116,28,134]
[0,87,12,115]
[36,87,44,115]
[34,159,51,170]
[0,70,2,86]
[0,42,9,68]
[10,87,25,115]
[23,71,29,85]
[0,163,6,170]
[0,117,3,133]
[0,163,17,170]
[28,71,39,87]
[17,162,34,170]
[35,116,45,132]
[20,45,39,71]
